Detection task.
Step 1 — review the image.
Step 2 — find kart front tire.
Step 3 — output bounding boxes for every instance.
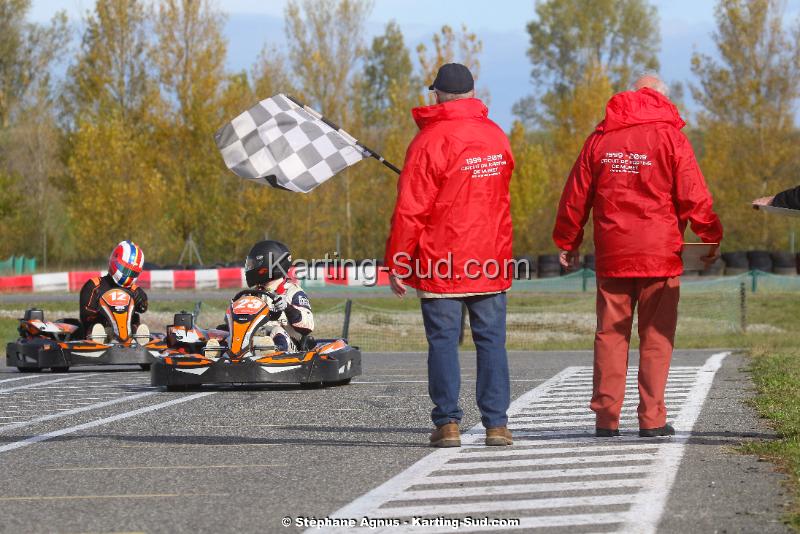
[50,367,69,373]
[17,367,41,373]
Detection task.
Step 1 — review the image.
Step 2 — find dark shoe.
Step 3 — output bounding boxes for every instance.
[639,423,675,438]
[485,426,513,446]
[596,428,620,437]
[430,422,461,447]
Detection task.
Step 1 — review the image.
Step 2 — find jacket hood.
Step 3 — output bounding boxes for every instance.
[412,98,488,129]
[598,87,685,132]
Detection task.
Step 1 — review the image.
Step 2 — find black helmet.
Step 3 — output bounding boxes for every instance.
[244,240,292,287]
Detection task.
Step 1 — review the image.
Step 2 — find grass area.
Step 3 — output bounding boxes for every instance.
[742,347,800,530]
[1,288,797,351]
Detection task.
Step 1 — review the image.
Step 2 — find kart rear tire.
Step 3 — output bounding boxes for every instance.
[139,364,151,371]
[17,367,41,373]
[50,367,69,373]
[300,381,325,389]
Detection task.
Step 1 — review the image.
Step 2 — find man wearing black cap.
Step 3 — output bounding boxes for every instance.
[385,63,515,448]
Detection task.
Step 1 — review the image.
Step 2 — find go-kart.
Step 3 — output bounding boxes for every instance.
[150,289,361,390]
[6,289,166,372]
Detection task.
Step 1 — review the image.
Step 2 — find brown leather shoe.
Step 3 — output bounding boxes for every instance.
[485,426,513,446]
[429,422,461,447]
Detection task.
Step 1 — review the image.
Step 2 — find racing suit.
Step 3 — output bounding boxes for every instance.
[79,275,148,337]
[259,277,314,352]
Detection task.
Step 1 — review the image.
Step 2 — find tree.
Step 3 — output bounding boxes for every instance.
[0,0,67,128]
[0,0,69,264]
[515,0,660,127]
[360,21,414,124]
[508,122,551,255]
[283,0,372,257]
[64,0,155,125]
[350,21,417,256]
[692,0,800,249]
[513,0,660,256]
[63,0,166,262]
[416,25,484,106]
[152,0,242,261]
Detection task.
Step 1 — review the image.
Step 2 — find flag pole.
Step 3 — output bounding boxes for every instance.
[285,95,401,175]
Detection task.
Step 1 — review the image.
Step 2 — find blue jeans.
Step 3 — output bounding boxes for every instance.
[420,292,510,429]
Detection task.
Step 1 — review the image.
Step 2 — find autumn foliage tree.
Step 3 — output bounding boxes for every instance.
[62,0,166,263]
[511,0,660,255]
[692,0,800,250]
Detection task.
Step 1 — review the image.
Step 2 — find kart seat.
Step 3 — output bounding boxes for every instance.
[24,309,45,322]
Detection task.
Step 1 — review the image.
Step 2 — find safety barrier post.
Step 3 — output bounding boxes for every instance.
[739,281,747,333]
[342,299,352,341]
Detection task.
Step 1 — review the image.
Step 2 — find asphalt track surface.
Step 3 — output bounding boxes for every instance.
[0,350,789,534]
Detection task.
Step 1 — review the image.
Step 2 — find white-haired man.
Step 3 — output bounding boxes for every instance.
[553,74,723,438]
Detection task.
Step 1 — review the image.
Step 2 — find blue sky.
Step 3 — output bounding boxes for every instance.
[28,1,800,129]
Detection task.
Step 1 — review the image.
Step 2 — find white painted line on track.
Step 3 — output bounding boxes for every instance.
[0,391,158,433]
[0,375,45,384]
[400,479,644,500]
[426,465,650,483]
[318,353,729,533]
[372,493,636,518]
[623,351,729,533]
[435,452,657,470]
[0,392,215,453]
[0,375,86,393]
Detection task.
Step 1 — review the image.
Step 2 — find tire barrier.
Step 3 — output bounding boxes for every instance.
[771,251,797,276]
[722,251,749,276]
[747,250,773,273]
[537,254,561,278]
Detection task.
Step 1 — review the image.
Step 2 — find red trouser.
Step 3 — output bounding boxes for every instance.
[591,276,680,430]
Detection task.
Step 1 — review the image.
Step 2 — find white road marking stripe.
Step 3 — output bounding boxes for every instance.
[0,392,215,453]
[400,479,644,499]
[319,354,728,534]
[369,493,636,517]
[436,453,657,471]
[0,375,87,393]
[623,352,729,533]
[457,444,657,456]
[389,513,624,534]
[423,465,651,484]
[0,375,46,384]
[0,391,158,433]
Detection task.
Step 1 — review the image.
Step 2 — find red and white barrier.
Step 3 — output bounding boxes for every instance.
[0,265,391,293]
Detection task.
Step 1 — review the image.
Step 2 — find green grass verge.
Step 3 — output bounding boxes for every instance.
[742,347,800,530]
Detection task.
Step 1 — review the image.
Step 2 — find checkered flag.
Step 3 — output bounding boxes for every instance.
[215,94,381,193]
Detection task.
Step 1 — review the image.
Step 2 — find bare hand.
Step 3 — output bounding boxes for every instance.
[752,196,775,208]
[700,244,721,269]
[559,249,581,271]
[389,274,407,297]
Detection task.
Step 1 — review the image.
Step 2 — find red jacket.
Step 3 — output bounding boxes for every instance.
[384,98,514,293]
[552,88,723,278]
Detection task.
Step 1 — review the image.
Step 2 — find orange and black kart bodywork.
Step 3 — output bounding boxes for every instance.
[150,290,361,389]
[6,308,165,372]
[151,338,361,388]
